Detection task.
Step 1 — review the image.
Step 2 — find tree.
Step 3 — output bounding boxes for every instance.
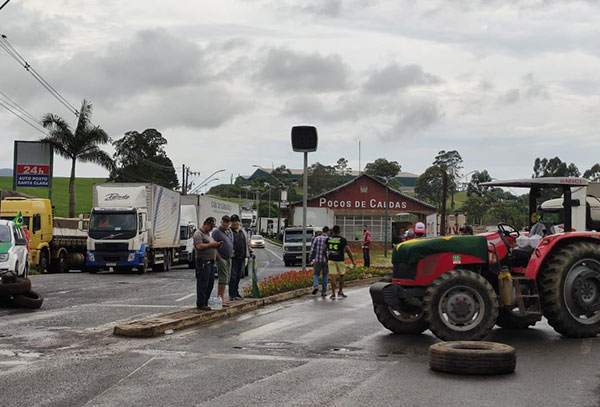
[41,100,114,217]
[303,162,339,196]
[462,194,488,225]
[466,170,493,197]
[533,157,580,178]
[334,157,352,176]
[415,165,444,208]
[110,129,179,189]
[364,158,401,180]
[584,164,600,181]
[434,150,463,209]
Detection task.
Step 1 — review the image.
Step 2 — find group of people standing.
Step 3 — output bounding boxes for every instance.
[309,224,367,299]
[193,214,254,310]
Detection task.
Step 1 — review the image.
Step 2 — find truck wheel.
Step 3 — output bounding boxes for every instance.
[428,341,516,375]
[496,308,541,329]
[539,242,600,337]
[373,302,428,334]
[423,269,498,341]
[138,253,149,274]
[165,252,171,272]
[39,251,49,274]
[13,289,44,309]
[57,251,68,273]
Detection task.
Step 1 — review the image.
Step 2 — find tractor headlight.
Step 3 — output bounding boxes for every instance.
[88,252,95,262]
[0,253,8,262]
[127,253,136,262]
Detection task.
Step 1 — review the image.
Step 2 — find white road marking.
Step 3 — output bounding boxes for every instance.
[298,319,353,341]
[237,318,299,340]
[0,310,74,328]
[581,338,593,355]
[265,246,283,261]
[84,304,183,309]
[175,293,195,302]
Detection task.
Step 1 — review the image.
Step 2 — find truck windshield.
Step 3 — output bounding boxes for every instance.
[0,225,10,242]
[180,226,193,240]
[89,211,137,239]
[284,230,314,243]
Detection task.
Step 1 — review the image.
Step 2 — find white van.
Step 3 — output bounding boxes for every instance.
[282,226,323,267]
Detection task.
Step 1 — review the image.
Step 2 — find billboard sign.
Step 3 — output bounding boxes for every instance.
[13,141,54,193]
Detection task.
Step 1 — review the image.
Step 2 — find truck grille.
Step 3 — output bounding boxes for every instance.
[96,253,129,262]
[95,242,128,252]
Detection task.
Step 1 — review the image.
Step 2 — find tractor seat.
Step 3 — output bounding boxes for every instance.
[511,246,535,266]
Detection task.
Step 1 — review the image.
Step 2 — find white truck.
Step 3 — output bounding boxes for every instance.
[283,226,323,267]
[86,183,181,273]
[292,207,334,229]
[177,195,241,268]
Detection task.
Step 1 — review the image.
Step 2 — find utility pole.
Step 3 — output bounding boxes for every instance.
[182,164,186,195]
[440,167,448,236]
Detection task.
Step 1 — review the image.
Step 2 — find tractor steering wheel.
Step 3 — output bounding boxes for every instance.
[497,223,520,239]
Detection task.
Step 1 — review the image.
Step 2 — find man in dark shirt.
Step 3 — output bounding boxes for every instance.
[230,214,254,300]
[213,215,233,306]
[323,225,355,299]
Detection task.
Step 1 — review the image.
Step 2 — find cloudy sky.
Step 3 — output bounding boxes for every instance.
[1,0,600,189]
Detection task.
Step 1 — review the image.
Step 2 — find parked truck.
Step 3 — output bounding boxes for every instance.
[86,183,180,273]
[0,196,87,273]
[177,195,241,268]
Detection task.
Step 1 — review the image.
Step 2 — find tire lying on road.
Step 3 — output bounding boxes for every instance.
[0,278,32,297]
[13,289,44,309]
[428,341,516,375]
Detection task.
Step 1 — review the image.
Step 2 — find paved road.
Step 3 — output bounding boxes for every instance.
[1,242,599,406]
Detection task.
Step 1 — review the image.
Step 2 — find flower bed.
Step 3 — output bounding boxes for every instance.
[242,266,390,298]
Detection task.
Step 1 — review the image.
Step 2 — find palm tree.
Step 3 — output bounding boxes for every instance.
[40,100,114,217]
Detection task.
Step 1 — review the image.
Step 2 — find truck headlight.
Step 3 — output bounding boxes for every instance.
[128,253,136,262]
[88,253,95,262]
[0,253,8,262]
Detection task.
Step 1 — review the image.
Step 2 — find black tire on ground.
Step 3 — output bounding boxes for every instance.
[373,302,428,334]
[13,289,44,309]
[496,308,541,329]
[137,252,149,274]
[428,341,516,375]
[423,269,498,341]
[165,252,171,272]
[539,242,600,338]
[39,250,49,274]
[0,278,32,297]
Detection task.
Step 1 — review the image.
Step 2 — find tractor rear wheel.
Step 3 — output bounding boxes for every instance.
[539,242,600,337]
[424,269,498,341]
[373,302,428,334]
[496,308,541,329]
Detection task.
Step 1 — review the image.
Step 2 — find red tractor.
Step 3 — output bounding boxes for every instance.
[370,177,600,341]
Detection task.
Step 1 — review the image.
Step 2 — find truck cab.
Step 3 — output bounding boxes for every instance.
[282,226,323,266]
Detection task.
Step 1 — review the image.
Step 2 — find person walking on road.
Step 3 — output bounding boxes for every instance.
[212,215,233,307]
[194,217,221,310]
[310,226,329,297]
[362,224,371,268]
[323,225,355,299]
[230,214,254,300]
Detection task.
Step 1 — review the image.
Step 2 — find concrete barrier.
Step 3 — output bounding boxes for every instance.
[114,276,383,338]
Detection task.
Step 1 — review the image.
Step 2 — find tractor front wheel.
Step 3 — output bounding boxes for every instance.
[373,302,428,334]
[539,242,600,337]
[424,269,498,341]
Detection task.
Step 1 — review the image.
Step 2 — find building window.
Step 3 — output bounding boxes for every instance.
[335,215,390,242]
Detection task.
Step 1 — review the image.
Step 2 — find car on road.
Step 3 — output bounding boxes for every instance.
[250,235,265,248]
[0,220,30,278]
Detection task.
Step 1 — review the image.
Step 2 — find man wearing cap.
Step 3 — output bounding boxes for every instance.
[414,221,426,238]
[194,217,222,310]
[230,214,254,300]
[212,215,234,307]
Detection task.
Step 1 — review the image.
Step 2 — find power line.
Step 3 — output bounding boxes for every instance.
[0,99,48,136]
[0,34,80,117]
[0,1,12,11]
[0,90,38,123]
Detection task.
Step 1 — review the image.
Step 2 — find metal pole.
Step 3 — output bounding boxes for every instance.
[182,164,186,195]
[384,180,388,257]
[302,152,308,273]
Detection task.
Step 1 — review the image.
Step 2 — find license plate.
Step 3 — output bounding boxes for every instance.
[106,262,117,267]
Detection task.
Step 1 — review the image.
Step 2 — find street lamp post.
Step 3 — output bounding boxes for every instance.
[189,169,226,195]
[384,177,390,257]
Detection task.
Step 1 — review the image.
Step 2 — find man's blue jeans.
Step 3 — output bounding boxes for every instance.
[230,258,245,298]
[313,261,329,294]
[196,260,215,307]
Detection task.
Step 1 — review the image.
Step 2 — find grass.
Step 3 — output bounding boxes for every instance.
[0,176,108,217]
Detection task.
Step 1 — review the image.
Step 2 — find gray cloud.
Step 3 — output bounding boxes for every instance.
[383,101,442,140]
[254,48,350,93]
[498,73,549,105]
[363,63,441,94]
[0,3,68,50]
[499,88,520,105]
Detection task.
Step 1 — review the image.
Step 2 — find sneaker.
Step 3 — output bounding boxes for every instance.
[197,305,211,311]
[321,293,327,298]
[330,294,336,299]
[312,287,319,295]
[233,296,244,301]
[338,292,347,298]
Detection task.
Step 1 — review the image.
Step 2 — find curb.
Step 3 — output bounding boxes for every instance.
[113,276,383,338]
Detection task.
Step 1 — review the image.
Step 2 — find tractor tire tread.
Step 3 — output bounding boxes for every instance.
[373,302,428,335]
[428,341,516,375]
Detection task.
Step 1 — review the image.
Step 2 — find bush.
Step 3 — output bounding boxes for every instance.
[242,266,390,298]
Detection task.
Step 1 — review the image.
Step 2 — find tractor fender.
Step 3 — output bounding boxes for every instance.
[525,232,600,280]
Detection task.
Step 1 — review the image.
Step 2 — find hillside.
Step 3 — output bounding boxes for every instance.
[0,176,107,217]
